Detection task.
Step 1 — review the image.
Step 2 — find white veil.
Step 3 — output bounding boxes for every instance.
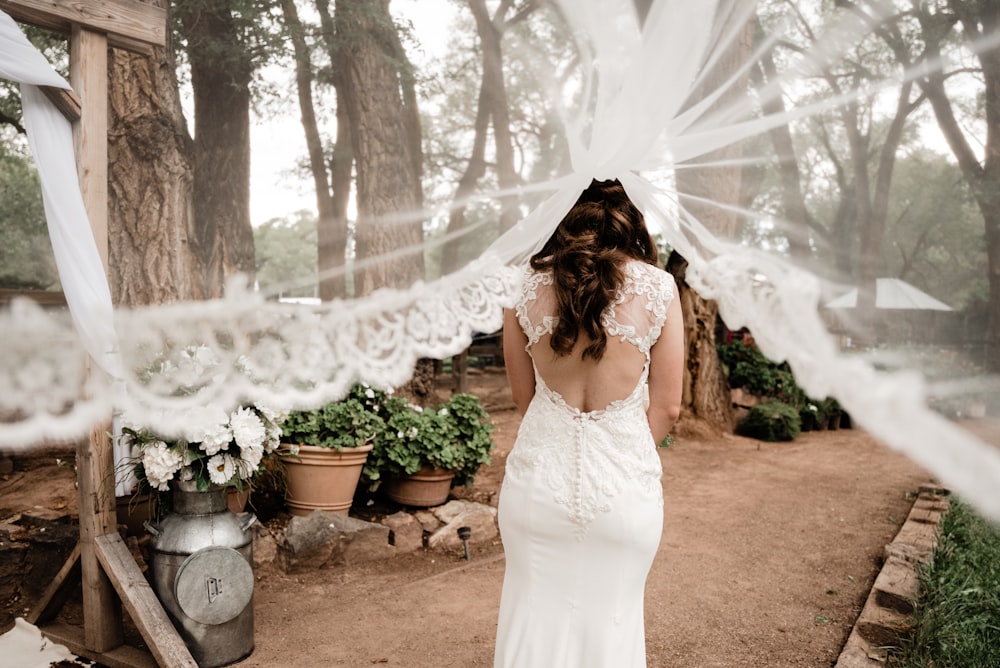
[2,0,1000,520]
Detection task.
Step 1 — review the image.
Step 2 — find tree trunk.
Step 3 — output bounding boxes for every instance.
[914,1,1000,371]
[671,0,754,433]
[108,1,197,306]
[283,0,345,300]
[754,32,812,262]
[335,0,432,401]
[177,0,255,298]
[315,0,352,299]
[335,0,424,295]
[441,0,533,275]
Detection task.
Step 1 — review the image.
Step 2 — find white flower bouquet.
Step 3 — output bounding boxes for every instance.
[124,403,287,492]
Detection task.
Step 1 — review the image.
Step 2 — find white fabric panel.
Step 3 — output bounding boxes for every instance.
[3,10,129,493]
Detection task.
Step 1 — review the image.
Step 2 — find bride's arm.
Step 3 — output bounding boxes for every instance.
[646,296,684,444]
[503,308,535,415]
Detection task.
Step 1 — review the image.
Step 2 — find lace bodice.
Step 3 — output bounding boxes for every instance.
[514,260,675,357]
[504,260,675,538]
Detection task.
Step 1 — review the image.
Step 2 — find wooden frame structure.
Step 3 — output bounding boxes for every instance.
[0,1,196,665]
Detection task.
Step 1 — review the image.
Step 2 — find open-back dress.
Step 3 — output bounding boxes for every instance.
[494,260,676,668]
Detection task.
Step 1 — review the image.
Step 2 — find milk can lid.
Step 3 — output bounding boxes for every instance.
[174,546,254,625]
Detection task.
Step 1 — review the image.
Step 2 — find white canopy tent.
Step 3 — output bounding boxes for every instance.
[825,278,954,311]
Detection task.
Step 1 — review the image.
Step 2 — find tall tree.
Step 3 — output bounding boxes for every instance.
[281,0,349,299]
[334,0,424,295]
[440,0,536,275]
[334,0,432,399]
[752,15,813,262]
[176,0,256,296]
[671,0,755,433]
[886,0,1000,371]
[108,0,199,305]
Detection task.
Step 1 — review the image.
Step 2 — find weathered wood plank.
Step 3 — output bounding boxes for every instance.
[95,534,199,668]
[0,0,165,50]
[41,84,82,121]
[26,541,81,624]
[78,422,123,652]
[71,24,109,271]
[0,288,68,306]
[70,27,121,652]
[36,622,158,668]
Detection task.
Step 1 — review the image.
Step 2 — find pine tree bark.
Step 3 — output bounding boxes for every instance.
[335,0,424,295]
[335,0,432,401]
[108,0,198,306]
[177,0,255,298]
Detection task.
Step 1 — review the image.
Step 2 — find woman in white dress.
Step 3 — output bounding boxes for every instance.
[495,179,684,667]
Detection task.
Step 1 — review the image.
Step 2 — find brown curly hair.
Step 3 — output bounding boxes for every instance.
[530,179,658,361]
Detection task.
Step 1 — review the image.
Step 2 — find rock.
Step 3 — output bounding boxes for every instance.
[252,523,279,569]
[382,511,424,553]
[413,509,443,533]
[278,511,393,573]
[427,500,498,552]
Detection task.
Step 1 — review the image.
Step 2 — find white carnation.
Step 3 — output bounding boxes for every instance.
[141,441,183,491]
[231,407,266,450]
[238,444,264,478]
[207,453,237,485]
[185,405,231,454]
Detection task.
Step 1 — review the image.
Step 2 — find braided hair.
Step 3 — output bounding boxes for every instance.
[530,179,658,360]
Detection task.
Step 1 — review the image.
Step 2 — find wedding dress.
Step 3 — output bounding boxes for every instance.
[494,260,675,668]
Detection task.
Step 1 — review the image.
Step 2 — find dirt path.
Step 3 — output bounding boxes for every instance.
[238,371,932,668]
[1,369,938,667]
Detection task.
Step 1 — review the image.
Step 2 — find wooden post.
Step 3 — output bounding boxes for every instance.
[71,24,123,653]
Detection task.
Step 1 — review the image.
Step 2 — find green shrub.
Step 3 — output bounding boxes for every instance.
[737,400,801,441]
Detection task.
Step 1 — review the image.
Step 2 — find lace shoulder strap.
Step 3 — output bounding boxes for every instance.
[514,266,556,348]
[603,261,676,354]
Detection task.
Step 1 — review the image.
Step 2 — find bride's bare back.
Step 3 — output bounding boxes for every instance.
[504,260,684,442]
[529,333,647,413]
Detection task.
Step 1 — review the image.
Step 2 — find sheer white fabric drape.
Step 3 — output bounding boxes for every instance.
[1,1,999,520]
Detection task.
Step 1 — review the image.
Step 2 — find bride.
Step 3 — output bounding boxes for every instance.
[495,178,685,667]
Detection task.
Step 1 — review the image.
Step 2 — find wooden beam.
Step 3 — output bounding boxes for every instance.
[33,622,158,668]
[77,422,123,652]
[0,0,166,51]
[41,84,82,122]
[72,24,109,268]
[95,534,199,668]
[26,542,81,625]
[0,288,68,306]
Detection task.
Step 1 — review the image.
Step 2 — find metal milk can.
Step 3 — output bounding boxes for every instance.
[147,480,256,667]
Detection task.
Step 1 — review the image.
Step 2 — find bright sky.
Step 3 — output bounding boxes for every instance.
[248,0,456,226]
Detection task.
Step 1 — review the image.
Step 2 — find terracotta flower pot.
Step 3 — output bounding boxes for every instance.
[278,443,373,516]
[227,486,251,513]
[382,465,456,508]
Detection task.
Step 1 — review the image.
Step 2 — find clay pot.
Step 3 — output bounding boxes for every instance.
[278,443,373,516]
[382,466,455,508]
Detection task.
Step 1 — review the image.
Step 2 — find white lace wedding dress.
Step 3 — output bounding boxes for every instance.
[494,260,675,668]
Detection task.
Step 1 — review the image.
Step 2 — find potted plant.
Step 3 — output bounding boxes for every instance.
[373,392,495,507]
[277,385,384,516]
[123,402,286,497]
[121,401,281,666]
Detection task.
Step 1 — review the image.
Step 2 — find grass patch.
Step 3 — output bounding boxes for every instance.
[889,498,1000,667]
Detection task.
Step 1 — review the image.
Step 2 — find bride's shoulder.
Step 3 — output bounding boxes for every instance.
[623,260,675,294]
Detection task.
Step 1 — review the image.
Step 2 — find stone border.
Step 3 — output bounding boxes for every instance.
[834,483,950,667]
